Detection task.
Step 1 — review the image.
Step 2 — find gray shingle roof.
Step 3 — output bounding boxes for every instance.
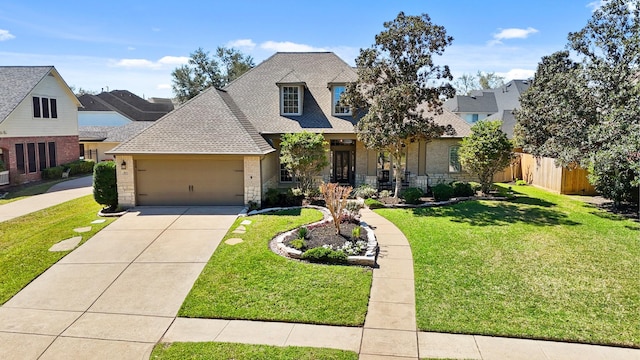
[224,52,359,134]
[486,110,516,138]
[443,92,498,113]
[79,90,173,121]
[109,88,273,155]
[0,66,54,123]
[79,121,154,142]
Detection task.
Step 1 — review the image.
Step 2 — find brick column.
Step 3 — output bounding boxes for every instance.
[115,155,135,208]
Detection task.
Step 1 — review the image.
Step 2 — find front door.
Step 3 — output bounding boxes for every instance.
[333,151,351,184]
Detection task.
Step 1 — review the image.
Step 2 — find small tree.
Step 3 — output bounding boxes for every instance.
[459,120,513,194]
[93,161,118,210]
[320,182,353,235]
[279,132,329,195]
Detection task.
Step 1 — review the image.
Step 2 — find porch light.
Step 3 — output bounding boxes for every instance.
[121,160,127,170]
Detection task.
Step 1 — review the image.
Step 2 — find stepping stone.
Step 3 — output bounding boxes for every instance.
[236,225,246,231]
[225,238,243,245]
[232,229,246,234]
[240,220,252,225]
[49,236,82,252]
[91,219,106,224]
[73,226,92,233]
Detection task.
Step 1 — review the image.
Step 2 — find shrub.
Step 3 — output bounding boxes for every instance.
[93,161,118,209]
[379,190,391,198]
[289,238,307,251]
[67,160,95,176]
[353,184,377,199]
[432,183,454,201]
[364,198,385,209]
[301,247,347,264]
[401,187,424,204]
[515,179,527,186]
[469,181,482,192]
[298,226,309,239]
[42,166,64,179]
[451,181,475,197]
[320,182,352,235]
[351,226,361,239]
[262,188,303,208]
[342,200,363,223]
[264,188,280,207]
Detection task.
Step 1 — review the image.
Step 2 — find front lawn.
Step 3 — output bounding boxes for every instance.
[0,178,66,205]
[179,208,373,326]
[151,342,358,360]
[377,184,640,347]
[0,195,115,304]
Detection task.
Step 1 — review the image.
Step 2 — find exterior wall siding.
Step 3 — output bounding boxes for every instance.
[81,142,118,162]
[0,74,78,137]
[0,135,79,184]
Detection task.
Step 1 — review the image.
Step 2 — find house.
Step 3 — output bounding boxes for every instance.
[79,122,154,162]
[0,66,81,185]
[444,79,530,138]
[78,90,174,126]
[109,52,473,207]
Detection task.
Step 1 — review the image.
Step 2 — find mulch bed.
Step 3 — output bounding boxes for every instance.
[284,222,365,254]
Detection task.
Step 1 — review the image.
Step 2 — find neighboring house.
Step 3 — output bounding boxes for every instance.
[78,90,174,126]
[444,79,531,138]
[78,90,173,163]
[0,66,81,185]
[109,52,473,207]
[79,122,154,162]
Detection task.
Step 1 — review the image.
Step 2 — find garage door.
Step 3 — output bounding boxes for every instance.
[135,159,244,206]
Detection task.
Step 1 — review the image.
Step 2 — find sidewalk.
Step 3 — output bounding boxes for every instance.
[0,176,92,222]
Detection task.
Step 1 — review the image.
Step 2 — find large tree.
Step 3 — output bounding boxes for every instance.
[459,120,513,194]
[171,47,254,103]
[515,0,640,206]
[343,12,455,197]
[452,71,506,95]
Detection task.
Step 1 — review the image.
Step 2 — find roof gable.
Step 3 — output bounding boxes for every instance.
[0,66,53,122]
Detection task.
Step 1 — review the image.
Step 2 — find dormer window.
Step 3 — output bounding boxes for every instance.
[280,85,303,116]
[332,86,350,115]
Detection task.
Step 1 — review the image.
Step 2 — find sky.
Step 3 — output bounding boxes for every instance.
[0,0,604,99]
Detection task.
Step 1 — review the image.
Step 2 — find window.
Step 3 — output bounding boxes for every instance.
[15,144,25,173]
[79,144,85,158]
[48,142,57,168]
[281,86,302,115]
[27,143,36,173]
[471,114,479,122]
[32,96,58,118]
[449,146,462,172]
[280,162,293,183]
[38,142,47,170]
[332,86,350,115]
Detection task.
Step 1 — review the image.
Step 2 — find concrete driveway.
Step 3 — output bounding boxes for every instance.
[0,206,242,360]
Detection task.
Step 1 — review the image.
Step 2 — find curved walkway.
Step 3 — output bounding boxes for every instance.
[0,176,93,223]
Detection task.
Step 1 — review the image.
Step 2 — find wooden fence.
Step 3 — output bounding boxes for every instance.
[520,153,596,195]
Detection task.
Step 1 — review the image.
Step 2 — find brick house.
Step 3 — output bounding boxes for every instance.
[0,66,81,185]
[109,52,473,207]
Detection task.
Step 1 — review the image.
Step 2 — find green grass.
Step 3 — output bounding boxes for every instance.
[150,342,358,360]
[0,179,66,205]
[377,184,640,347]
[179,208,373,326]
[0,195,115,304]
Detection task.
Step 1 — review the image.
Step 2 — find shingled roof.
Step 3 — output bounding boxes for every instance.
[109,88,273,155]
[224,52,359,134]
[79,90,173,121]
[79,121,155,142]
[0,66,54,123]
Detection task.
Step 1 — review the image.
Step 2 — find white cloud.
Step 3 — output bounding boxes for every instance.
[0,29,15,41]
[226,39,256,50]
[111,56,188,69]
[587,0,605,11]
[260,41,327,52]
[489,27,539,45]
[497,68,536,81]
[157,84,171,90]
[157,56,189,65]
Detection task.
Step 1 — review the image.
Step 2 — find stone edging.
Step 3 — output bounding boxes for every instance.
[243,204,378,267]
[97,208,128,217]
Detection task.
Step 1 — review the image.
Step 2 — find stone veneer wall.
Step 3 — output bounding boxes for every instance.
[244,156,261,206]
[115,155,135,208]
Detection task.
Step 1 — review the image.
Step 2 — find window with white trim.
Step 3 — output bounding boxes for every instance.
[449,146,462,173]
[332,86,350,115]
[280,86,302,115]
[33,96,58,119]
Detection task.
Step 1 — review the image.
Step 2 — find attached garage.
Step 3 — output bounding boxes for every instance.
[135,158,244,206]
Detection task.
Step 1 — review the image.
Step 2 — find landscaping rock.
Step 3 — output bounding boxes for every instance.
[225,238,244,245]
[91,219,106,224]
[73,226,92,233]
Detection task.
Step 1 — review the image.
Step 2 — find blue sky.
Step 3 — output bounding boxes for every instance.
[0,0,602,98]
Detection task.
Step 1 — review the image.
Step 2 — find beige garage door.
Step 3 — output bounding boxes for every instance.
[135,158,244,206]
